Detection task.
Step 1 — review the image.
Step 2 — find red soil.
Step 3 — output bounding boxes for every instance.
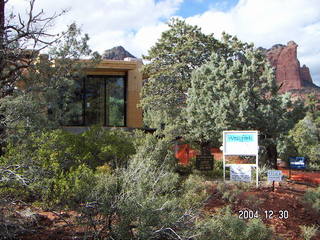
[205,182,320,240]
[279,167,320,185]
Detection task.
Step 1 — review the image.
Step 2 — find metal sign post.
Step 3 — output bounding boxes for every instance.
[223,131,259,187]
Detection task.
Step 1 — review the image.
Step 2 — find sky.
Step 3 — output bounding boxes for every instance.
[7,0,320,86]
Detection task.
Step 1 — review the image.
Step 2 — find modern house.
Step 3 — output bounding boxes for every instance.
[64,57,143,133]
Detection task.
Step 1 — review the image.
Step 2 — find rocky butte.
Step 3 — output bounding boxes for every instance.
[102,46,136,60]
[262,41,320,97]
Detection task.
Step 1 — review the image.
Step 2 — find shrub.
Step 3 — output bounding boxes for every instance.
[300,225,318,240]
[303,186,320,212]
[35,164,96,207]
[179,174,209,210]
[216,182,252,203]
[78,134,209,239]
[194,207,272,240]
[0,127,136,206]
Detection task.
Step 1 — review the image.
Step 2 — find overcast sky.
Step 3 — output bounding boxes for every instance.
[7,0,320,86]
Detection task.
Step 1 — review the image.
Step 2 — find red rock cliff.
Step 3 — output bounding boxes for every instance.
[265,41,317,93]
[266,41,302,92]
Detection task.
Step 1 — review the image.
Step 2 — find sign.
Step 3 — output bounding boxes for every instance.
[267,170,282,182]
[223,131,258,156]
[223,131,259,187]
[289,157,306,169]
[196,155,213,171]
[230,165,252,182]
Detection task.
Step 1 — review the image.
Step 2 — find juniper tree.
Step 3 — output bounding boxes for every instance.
[141,18,222,136]
[186,35,305,167]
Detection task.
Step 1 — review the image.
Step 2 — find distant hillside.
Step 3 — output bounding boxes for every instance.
[102,46,136,60]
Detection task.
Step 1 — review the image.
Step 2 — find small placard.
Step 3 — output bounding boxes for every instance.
[267,170,282,182]
[196,155,213,171]
[289,157,306,169]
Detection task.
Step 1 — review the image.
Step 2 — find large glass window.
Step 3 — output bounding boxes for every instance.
[106,77,125,126]
[63,78,84,126]
[65,75,126,127]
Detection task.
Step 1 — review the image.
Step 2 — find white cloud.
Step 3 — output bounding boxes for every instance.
[6,0,320,85]
[184,0,320,86]
[6,0,182,54]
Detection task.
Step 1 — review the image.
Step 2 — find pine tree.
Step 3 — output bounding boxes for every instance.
[141,18,222,136]
[186,35,305,167]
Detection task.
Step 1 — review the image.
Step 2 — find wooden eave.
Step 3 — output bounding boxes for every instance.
[80,59,138,71]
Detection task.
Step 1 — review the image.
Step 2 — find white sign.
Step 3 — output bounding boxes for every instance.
[267,170,282,182]
[230,165,252,182]
[223,131,258,156]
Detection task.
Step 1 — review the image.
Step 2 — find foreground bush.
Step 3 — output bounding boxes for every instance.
[194,207,272,240]
[0,127,136,206]
[78,134,209,239]
[304,186,320,212]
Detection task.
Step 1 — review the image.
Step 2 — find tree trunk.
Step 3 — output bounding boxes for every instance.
[266,142,278,169]
[200,141,211,155]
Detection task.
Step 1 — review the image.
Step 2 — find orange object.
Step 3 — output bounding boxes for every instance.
[175,144,197,165]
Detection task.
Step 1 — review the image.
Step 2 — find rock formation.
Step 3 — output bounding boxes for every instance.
[264,41,319,93]
[102,46,136,60]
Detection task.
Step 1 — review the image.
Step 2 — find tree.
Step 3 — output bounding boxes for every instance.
[0,0,67,98]
[0,23,100,144]
[288,112,320,168]
[141,18,222,136]
[185,34,305,167]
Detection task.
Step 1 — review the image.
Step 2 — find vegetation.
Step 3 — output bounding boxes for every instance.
[304,186,320,212]
[0,1,318,238]
[142,18,305,166]
[0,127,135,206]
[288,112,320,168]
[141,18,222,137]
[300,225,318,240]
[194,207,272,240]
[185,34,305,165]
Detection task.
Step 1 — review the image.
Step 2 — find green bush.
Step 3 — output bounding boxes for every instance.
[195,207,272,240]
[216,182,252,203]
[34,164,96,207]
[0,127,136,206]
[179,174,209,209]
[78,134,210,239]
[304,186,320,212]
[300,225,318,240]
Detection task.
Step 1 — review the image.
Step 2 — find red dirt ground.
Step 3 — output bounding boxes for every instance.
[279,167,320,185]
[4,181,320,240]
[205,181,320,240]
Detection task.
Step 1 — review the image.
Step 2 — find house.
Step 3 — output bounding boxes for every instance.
[64,57,143,133]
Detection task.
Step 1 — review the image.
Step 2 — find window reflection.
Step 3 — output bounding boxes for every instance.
[66,75,125,127]
[107,77,125,126]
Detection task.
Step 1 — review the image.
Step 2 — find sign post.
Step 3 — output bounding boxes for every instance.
[223,131,259,187]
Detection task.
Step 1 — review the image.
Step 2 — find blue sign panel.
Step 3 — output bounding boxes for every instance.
[226,134,254,143]
[289,157,306,169]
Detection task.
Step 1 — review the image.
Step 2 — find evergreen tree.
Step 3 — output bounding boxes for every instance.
[186,35,305,167]
[288,111,320,168]
[141,18,222,136]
